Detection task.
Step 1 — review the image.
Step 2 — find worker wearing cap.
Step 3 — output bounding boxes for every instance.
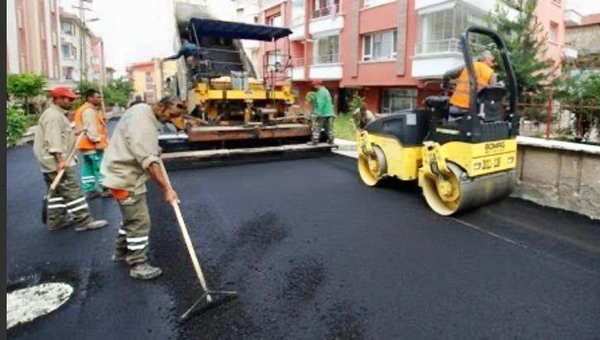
[73,89,110,199]
[310,79,335,145]
[33,87,109,232]
[101,96,183,280]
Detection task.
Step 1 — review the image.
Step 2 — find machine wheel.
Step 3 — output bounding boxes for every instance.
[421,163,464,216]
[421,163,517,216]
[358,145,387,186]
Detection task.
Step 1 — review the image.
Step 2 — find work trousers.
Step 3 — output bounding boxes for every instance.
[312,116,334,143]
[80,151,105,193]
[114,193,151,266]
[43,168,93,229]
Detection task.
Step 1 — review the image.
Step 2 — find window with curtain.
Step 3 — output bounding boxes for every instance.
[363,30,397,61]
[313,35,340,64]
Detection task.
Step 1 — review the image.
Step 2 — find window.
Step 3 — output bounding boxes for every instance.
[381,88,417,113]
[313,0,339,19]
[61,44,76,59]
[313,35,339,64]
[292,0,305,25]
[236,8,244,22]
[363,30,397,61]
[363,0,394,8]
[93,73,101,81]
[269,14,283,27]
[63,67,74,80]
[416,5,484,55]
[61,22,75,35]
[92,56,100,65]
[549,22,559,43]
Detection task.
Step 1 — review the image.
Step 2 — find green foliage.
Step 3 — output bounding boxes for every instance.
[488,0,557,104]
[7,73,47,115]
[104,79,134,107]
[348,95,365,116]
[6,106,28,146]
[74,78,134,109]
[305,91,316,107]
[555,72,600,140]
[333,114,357,141]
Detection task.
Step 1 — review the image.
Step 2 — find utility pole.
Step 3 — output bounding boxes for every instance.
[73,0,91,83]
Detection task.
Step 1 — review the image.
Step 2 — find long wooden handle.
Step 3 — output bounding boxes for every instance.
[49,130,87,191]
[158,160,210,292]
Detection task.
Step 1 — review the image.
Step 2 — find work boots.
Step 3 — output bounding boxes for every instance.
[75,219,109,232]
[130,263,163,280]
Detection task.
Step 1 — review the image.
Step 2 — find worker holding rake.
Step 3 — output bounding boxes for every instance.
[101,96,184,280]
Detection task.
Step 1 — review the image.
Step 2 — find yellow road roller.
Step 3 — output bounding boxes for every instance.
[357,26,520,216]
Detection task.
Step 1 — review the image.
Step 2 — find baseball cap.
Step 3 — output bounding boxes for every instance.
[49,87,79,99]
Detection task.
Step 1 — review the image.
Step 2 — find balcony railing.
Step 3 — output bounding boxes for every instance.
[292,16,305,26]
[415,39,461,55]
[312,5,338,19]
[313,53,339,65]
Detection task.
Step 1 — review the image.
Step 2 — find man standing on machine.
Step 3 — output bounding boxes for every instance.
[101,96,183,280]
[74,89,110,199]
[443,50,497,121]
[310,79,335,145]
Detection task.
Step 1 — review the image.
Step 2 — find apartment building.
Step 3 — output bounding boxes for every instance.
[232,0,262,75]
[6,0,62,81]
[59,9,103,85]
[126,59,179,103]
[566,13,600,56]
[257,0,579,113]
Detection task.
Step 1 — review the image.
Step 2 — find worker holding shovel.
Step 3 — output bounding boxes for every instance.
[34,87,109,232]
[101,96,184,280]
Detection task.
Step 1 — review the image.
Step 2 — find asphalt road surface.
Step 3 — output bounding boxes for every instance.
[7,133,600,340]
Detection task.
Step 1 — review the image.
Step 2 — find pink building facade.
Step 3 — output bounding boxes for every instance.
[7,0,62,80]
[257,0,577,113]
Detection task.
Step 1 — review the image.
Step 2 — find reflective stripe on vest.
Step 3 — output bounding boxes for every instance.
[74,103,109,150]
[449,62,494,109]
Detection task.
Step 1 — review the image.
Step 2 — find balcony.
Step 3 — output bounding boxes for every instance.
[309,54,342,80]
[309,6,343,36]
[290,58,305,81]
[290,17,306,41]
[412,39,463,79]
[564,9,582,27]
[416,0,518,20]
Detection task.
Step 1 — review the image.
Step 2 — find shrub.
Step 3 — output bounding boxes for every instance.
[7,106,28,146]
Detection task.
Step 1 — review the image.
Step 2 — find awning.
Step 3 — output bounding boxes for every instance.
[188,18,293,42]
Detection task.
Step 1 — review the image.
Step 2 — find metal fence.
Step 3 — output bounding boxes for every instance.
[518,95,600,144]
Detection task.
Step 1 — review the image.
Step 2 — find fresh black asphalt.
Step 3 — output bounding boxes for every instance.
[7,131,600,340]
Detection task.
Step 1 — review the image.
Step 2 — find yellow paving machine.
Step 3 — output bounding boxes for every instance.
[357,27,520,216]
[159,11,334,159]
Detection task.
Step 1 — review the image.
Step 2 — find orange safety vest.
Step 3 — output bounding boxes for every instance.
[449,61,495,109]
[74,102,108,150]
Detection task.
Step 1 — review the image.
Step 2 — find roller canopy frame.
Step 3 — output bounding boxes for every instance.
[188,18,293,42]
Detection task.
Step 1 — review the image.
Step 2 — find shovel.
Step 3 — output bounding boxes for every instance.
[158,160,237,321]
[41,127,87,224]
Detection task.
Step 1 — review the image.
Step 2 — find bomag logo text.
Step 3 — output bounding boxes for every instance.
[485,141,505,153]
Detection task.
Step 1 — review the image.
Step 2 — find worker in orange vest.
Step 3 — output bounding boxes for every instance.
[74,89,110,198]
[443,50,497,122]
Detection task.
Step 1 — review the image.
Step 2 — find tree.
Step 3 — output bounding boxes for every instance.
[6,105,27,146]
[488,0,557,105]
[555,72,600,142]
[7,73,47,115]
[75,78,134,109]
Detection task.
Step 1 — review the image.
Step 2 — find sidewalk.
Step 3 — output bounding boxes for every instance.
[333,139,358,159]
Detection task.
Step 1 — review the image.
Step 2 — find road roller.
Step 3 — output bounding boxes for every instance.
[357,26,520,216]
